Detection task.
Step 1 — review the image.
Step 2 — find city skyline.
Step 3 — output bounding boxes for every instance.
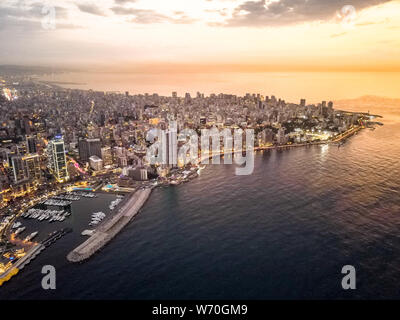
[2,0,400,305]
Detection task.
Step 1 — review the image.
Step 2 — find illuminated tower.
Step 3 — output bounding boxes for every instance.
[47,135,69,182]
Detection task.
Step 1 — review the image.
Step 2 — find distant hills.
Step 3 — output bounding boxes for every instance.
[0,65,74,76]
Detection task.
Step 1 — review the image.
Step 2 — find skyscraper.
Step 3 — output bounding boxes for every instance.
[78,138,101,162]
[47,136,69,182]
[164,122,177,168]
[11,156,29,183]
[23,154,41,182]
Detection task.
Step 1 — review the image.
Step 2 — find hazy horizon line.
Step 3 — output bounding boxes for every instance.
[2,63,400,74]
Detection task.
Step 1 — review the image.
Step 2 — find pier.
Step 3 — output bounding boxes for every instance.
[67,188,152,263]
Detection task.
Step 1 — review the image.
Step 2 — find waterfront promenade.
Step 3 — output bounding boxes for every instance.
[199,125,363,163]
[67,188,152,262]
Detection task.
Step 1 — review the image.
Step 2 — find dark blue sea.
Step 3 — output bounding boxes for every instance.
[1,114,400,300]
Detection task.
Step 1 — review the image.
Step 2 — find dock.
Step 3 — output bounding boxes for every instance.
[0,243,44,286]
[0,228,72,286]
[67,188,152,263]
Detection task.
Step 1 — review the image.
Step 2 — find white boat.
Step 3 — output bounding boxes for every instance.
[89,211,106,225]
[197,165,206,175]
[12,222,22,229]
[24,231,38,242]
[109,198,122,210]
[15,227,26,235]
[92,211,105,217]
[81,230,95,236]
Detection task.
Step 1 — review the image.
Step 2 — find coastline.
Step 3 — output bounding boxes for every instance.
[196,125,364,166]
[255,125,363,151]
[3,125,367,270]
[0,244,44,286]
[0,123,375,285]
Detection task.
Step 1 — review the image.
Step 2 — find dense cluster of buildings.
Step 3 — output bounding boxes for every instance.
[0,77,365,204]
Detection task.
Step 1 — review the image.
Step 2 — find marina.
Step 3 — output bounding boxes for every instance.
[0,191,118,287]
[52,195,80,201]
[67,188,152,262]
[21,208,70,223]
[70,191,98,198]
[43,199,72,207]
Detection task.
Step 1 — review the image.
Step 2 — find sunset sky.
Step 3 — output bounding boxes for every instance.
[1,0,400,72]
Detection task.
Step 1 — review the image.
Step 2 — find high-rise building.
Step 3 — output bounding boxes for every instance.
[185,93,191,103]
[0,148,11,164]
[277,127,287,145]
[117,155,127,168]
[11,156,29,183]
[129,166,148,181]
[47,136,69,182]
[89,156,103,171]
[78,138,101,162]
[23,117,31,135]
[100,113,106,126]
[101,147,113,166]
[0,162,10,195]
[26,135,37,154]
[23,154,41,182]
[164,122,177,168]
